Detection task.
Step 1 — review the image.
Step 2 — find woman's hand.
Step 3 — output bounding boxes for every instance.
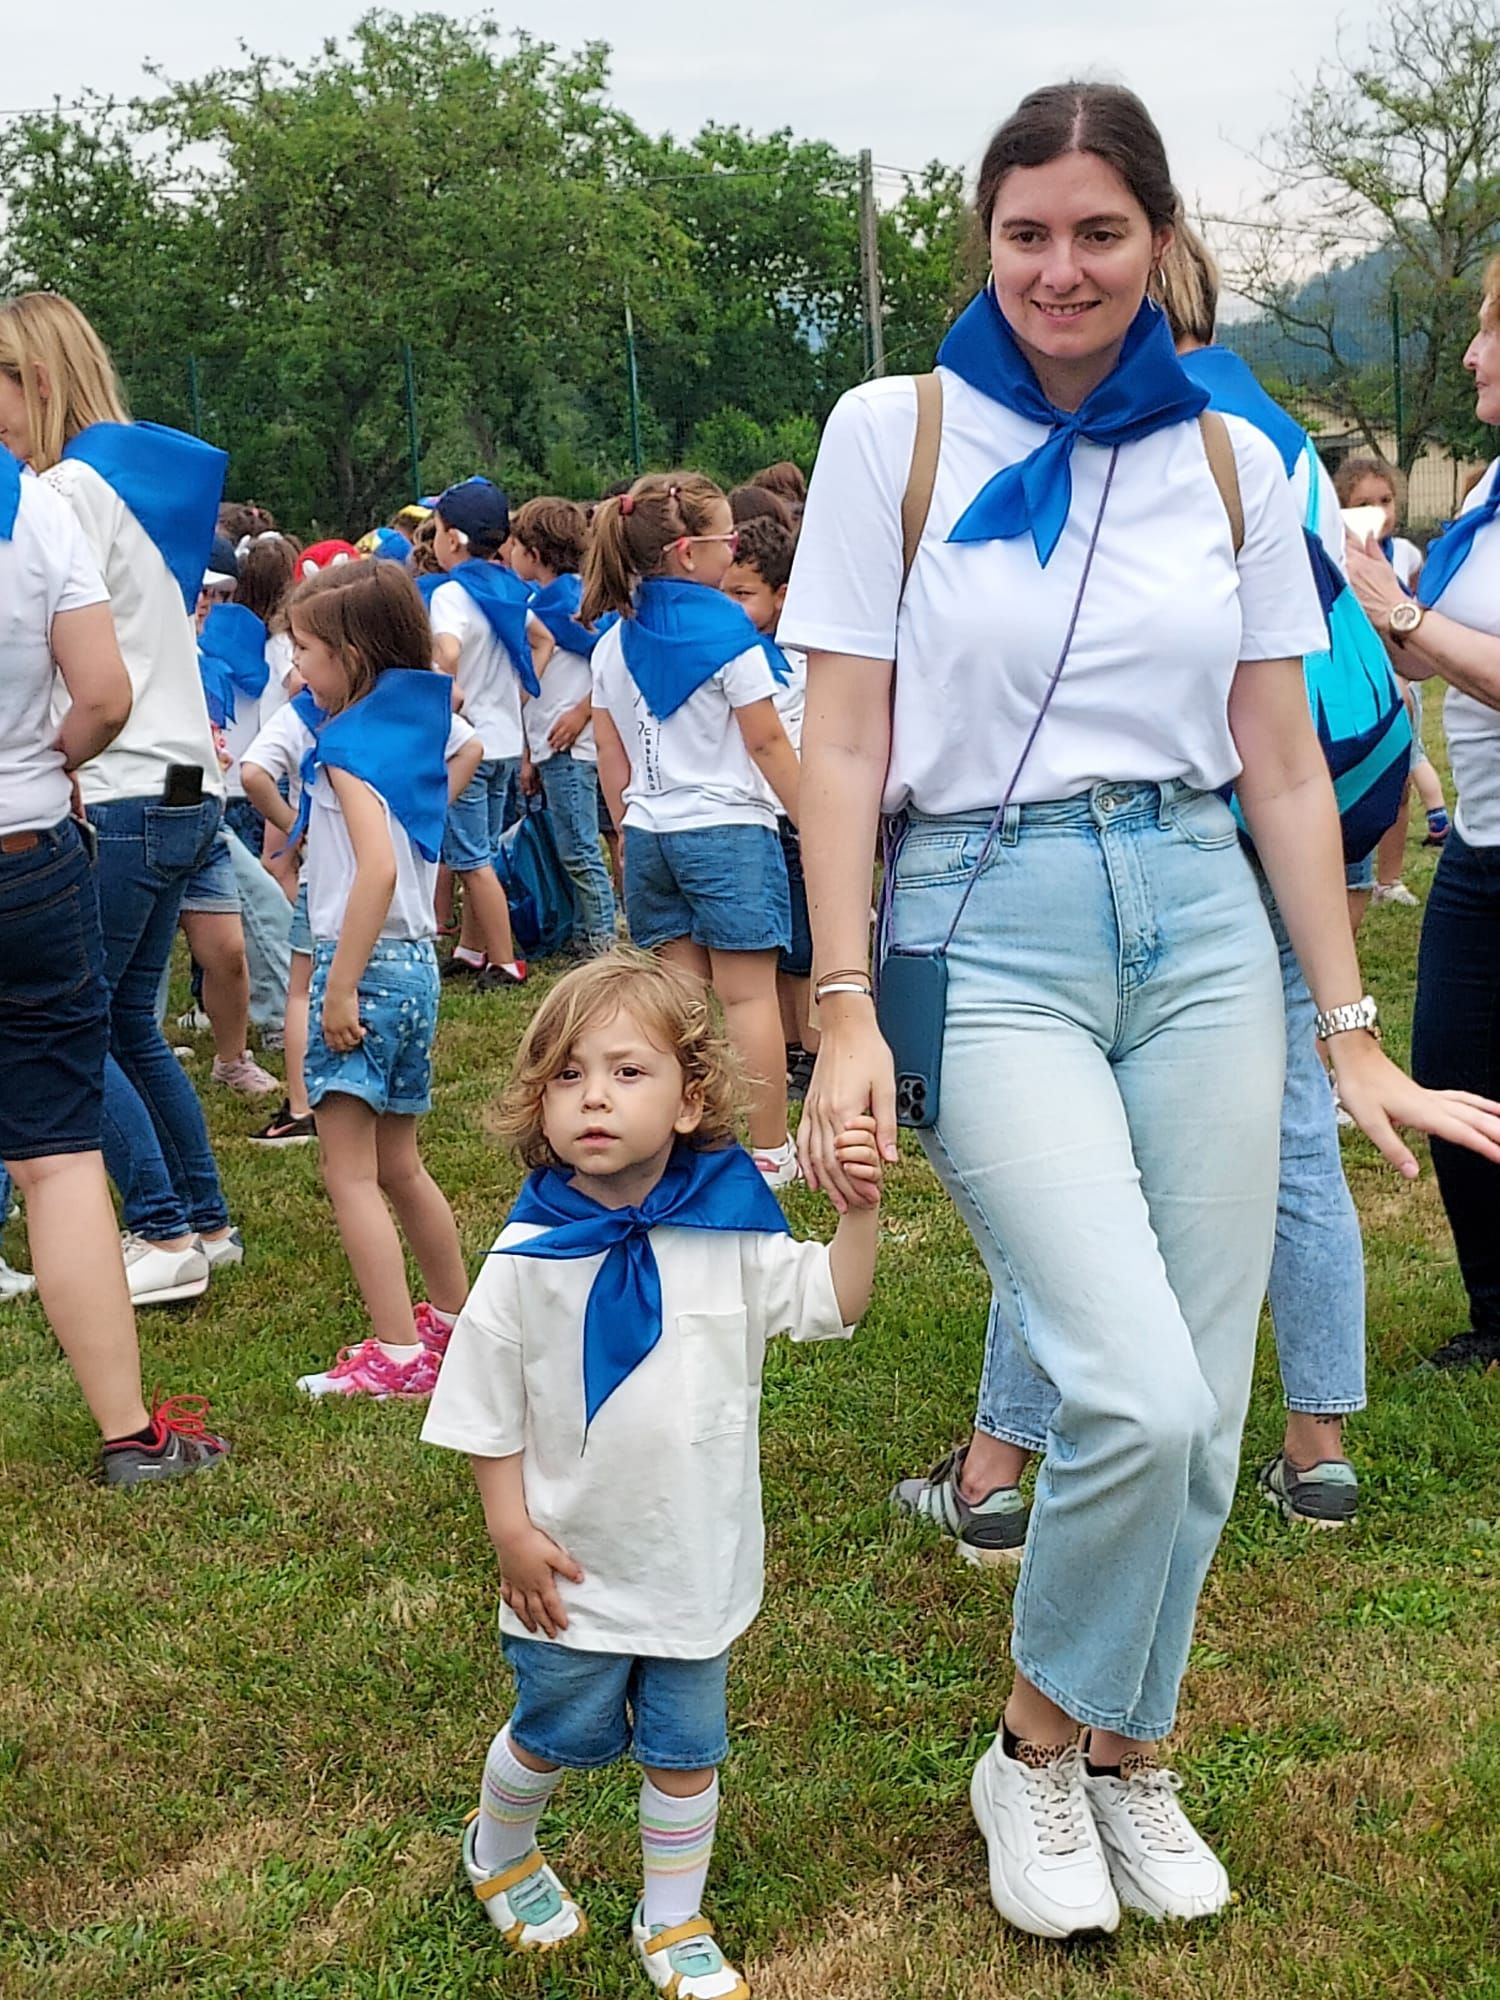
[798,1000,898,1211]
[1343,536,1430,670]
[1329,1032,1500,1179]
[321,984,365,1052]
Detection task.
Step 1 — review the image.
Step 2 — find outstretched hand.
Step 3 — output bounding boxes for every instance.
[1331,1036,1500,1180]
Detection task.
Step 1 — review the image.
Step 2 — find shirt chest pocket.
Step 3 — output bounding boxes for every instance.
[676,1310,752,1444]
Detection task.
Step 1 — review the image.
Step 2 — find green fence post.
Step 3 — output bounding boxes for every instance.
[624,286,643,476]
[188,354,204,437]
[402,342,421,503]
[1390,288,1405,467]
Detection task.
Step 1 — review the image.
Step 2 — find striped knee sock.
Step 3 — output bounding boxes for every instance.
[474,1726,563,1871]
[639,1774,719,1929]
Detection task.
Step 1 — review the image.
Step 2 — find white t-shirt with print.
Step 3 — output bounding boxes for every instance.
[421,1214,850,1657]
[428,578,532,763]
[222,629,296,798]
[524,643,597,765]
[305,712,475,941]
[779,372,1326,815]
[41,458,223,806]
[591,621,782,833]
[1426,459,1500,847]
[0,475,109,838]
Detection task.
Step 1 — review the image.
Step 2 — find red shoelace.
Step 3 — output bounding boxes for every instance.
[147,1389,220,1443]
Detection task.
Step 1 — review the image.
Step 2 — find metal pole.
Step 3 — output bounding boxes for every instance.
[187,354,204,436]
[624,287,643,476]
[859,149,886,377]
[1390,288,1405,467]
[402,341,421,502]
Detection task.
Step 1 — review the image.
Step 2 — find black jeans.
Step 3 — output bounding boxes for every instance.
[1411,826,1500,1338]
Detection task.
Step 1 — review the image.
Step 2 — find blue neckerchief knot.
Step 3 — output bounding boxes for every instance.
[620,578,765,721]
[496,1141,790,1433]
[937,289,1208,566]
[198,603,270,728]
[286,669,452,860]
[0,445,20,541]
[436,560,540,696]
[530,572,605,659]
[60,421,228,614]
[1418,473,1500,607]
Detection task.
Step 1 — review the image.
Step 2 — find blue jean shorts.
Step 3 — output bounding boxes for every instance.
[179,829,241,915]
[288,879,312,957]
[305,938,439,1115]
[1345,849,1377,891]
[625,822,790,953]
[443,757,520,872]
[501,1634,730,1771]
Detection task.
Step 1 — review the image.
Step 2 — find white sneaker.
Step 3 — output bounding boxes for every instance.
[196,1227,244,1272]
[1371,880,1420,908]
[211,1052,281,1098]
[176,1006,212,1033]
[632,1902,747,1999]
[0,1257,36,1300]
[121,1233,210,1306]
[1083,1753,1230,1921]
[969,1735,1120,1939]
[753,1135,800,1190]
[460,1813,584,1950]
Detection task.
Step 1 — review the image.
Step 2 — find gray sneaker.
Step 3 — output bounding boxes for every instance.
[1256,1452,1358,1528]
[892,1447,1030,1566]
[100,1396,230,1489]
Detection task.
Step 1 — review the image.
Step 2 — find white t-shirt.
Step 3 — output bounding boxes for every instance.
[305,713,475,941]
[41,458,223,805]
[770,641,807,752]
[0,476,109,838]
[241,698,315,879]
[429,579,531,763]
[591,622,782,832]
[1426,460,1500,847]
[779,373,1326,815]
[421,1214,850,1657]
[222,630,296,797]
[524,644,597,765]
[1389,535,1423,590]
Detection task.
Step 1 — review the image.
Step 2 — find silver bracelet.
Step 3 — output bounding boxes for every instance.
[813,980,873,1003]
[1314,994,1380,1041]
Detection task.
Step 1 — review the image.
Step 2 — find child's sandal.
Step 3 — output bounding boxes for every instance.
[632,1902,749,1999]
[461,1811,585,1950]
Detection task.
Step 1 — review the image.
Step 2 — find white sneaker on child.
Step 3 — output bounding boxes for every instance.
[632,1904,747,2000]
[461,1812,585,1950]
[753,1135,800,1190]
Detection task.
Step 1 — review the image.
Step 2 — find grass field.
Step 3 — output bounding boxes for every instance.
[2,822,1498,2000]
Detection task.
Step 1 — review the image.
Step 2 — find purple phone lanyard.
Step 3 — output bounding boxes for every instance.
[878,444,1121,967]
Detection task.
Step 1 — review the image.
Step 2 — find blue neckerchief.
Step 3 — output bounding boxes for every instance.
[415,571,445,605]
[1178,344,1306,475]
[937,289,1208,565]
[370,527,412,563]
[197,603,270,728]
[497,1140,790,1433]
[758,633,793,686]
[1417,475,1500,607]
[530,572,602,659]
[620,578,764,721]
[273,688,328,857]
[60,421,227,615]
[293,669,452,861]
[438,559,540,696]
[0,446,20,540]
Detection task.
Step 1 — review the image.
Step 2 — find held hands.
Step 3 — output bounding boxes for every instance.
[496,1522,585,1639]
[798,1008,900,1212]
[832,1113,886,1203]
[321,985,366,1052]
[1329,1032,1500,1179]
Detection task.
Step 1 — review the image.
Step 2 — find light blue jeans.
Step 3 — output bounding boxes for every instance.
[978,870,1366,1447]
[892,782,1284,1740]
[224,827,292,1032]
[538,751,616,950]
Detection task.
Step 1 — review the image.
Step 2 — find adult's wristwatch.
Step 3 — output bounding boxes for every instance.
[1314,995,1380,1041]
[1388,600,1424,647]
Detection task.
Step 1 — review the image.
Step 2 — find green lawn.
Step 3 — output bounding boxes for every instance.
[2,823,1498,2000]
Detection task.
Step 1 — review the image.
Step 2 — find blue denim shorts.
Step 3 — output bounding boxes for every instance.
[501,1634,730,1771]
[443,757,520,872]
[625,823,790,953]
[179,829,241,915]
[288,878,312,957]
[778,817,812,977]
[305,938,439,1115]
[0,819,109,1162]
[1345,849,1377,892]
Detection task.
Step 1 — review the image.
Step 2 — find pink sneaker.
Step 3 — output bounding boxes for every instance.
[211,1052,281,1098]
[296,1338,440,1400]
[413,1302,457,1355]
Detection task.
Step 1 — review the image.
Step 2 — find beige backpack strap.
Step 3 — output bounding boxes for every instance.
[900,372,944,597]
[1198,410,1244,556]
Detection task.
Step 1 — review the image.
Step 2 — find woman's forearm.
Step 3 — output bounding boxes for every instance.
[800,653,892,979]
[1400,608,1500,710]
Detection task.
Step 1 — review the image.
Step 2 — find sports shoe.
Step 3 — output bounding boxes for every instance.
[477,961,528,992]
[211,1051,281,1098]
[100,1393,230,1488]
[1082,1751,1230,1921]
[248,1101,317,1147]
[0,1256,36,1301]
[122,1234,210,1307]
[786,1045,817,1102]
[196,1227,245,1273]
[441,952,485,982]
[1371,881,1420,907]
[1421,1327,1500,1372]
[461,1813,585,1950]
[414,1301,457,1355]
[753,1135,800,1189]
[632,1903,747,2000]
[296,1337,440,1399]
[1256,1451,1358,1528]
[969,1735,1119,1939]
[176,1005,212,1033]
[892,1446,1031,1566]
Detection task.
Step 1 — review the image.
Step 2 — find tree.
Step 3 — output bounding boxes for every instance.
[1225,0,1500,470]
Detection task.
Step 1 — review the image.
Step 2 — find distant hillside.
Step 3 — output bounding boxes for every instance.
[1223,246,1399,382]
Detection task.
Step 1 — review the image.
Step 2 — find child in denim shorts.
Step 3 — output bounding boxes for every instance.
[279,561,483,1402]
[422,952,881,1998]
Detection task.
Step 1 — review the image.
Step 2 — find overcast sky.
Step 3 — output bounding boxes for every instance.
[8,1,1356,218]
